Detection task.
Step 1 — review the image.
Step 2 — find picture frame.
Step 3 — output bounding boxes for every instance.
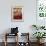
[11,6,24,22]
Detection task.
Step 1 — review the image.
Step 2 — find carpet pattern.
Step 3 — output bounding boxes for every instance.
[0,42,46,46]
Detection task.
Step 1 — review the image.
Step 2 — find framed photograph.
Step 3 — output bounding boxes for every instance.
[11,6,24,22]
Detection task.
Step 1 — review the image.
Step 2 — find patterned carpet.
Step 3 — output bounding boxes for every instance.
[0,42,46,46]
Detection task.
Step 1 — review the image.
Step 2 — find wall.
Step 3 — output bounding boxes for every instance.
[0,0,36,42]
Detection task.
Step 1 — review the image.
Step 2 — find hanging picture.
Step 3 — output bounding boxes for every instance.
[11,6,23,22]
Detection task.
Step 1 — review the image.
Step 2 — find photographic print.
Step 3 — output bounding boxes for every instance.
[11,6,23,22]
